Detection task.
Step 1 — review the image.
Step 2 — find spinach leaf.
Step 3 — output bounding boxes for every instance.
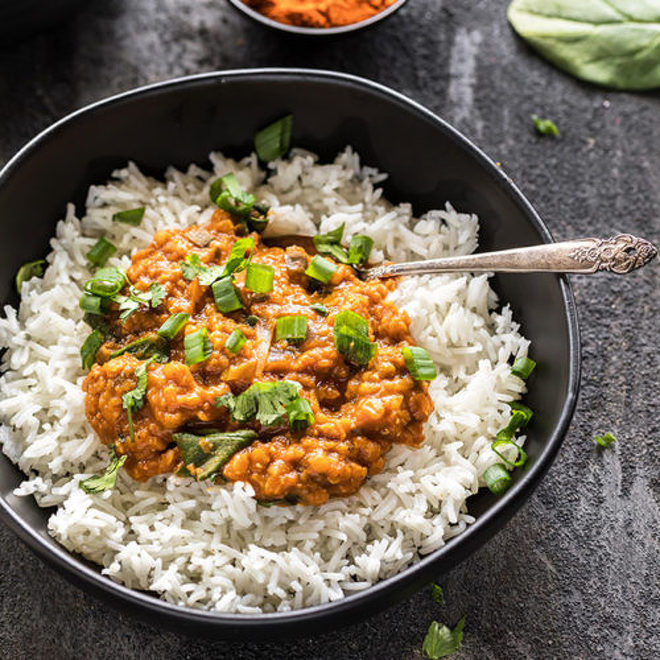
[508,0,660,90]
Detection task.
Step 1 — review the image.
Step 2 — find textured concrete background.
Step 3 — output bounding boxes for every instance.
[0,1,658,658]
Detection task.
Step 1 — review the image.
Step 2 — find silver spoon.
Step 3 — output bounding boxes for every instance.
[357,234,657,280]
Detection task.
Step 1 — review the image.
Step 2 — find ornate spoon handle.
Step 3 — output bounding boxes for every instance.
[359,234,657,279]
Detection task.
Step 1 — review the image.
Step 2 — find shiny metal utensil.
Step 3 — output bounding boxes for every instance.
[357,234,657,280]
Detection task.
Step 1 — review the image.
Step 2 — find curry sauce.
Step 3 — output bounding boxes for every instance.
[83,210,434,505]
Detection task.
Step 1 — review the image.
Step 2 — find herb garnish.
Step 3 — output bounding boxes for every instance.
[15,259,46,293]
[86,237,117,268]
[80,445,126,494]
[112,207,145,226]
[181,238,254,287]
[184,327,213,365]
[225,328,246,355]
[254,114,293,162]
[157,313,189,340]
[245,262,275,293]
[216,380,314,430]
[305,254,337,285]
[310,303,329,316]
[113,282,166,322]
[511,356,535,379]
[81,329,105,370]
[430,583,444,605]
[312,224,374,266]
[174,430,258,481]
[483,463,512,495]
[109,334,169,362]
[532,115,560,137]
[275,315,308,343]
[333,310,377,366]
[122,358,153,442]
[212,277,244,313]
[422,616,466,659]
[595,432,616,449]
[402,346,437,381]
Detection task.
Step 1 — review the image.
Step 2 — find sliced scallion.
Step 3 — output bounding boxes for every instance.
[225,328,246,355]
[483,463,512,495]
[210,173,256,216]
[246,314,259,327]
[275,315,308,342]
[221,237,254,278]
[402,346,437,381]
[595,432,616,449]
[254,114,293,162]
[109,334,169,362]
[333,310,377,366]
[509,401,533,427]
[305,255,337,284]
[511,356,536,379]
[80,329,104,370]
[83,267,126,297]
[157,313,189,339]
[15,259,46,293]
[112,206,145,226]
[313,224,349,263]
[80,293,109,315]
[212,277,243,313]
[245,262,275,293]
[347,235,374,265]
[86,237,117,268]
[310,303,329,316]
[184,327,213,365]
[491,438,527,468]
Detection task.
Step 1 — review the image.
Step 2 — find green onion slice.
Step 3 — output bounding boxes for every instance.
[245,262,274,293]
[175,430,257,481]
[157,313,189,339]
[15,259,46,293]
[80,294,109,316]
[402,346,437,381]
[509,402,533,427]
[275,315,308,342]
[310,303,329,316]
[222,237,254,277]
[347,235,374,265]
[511,356,536,379]
[80,329,104,370]
[313,224,349,263]
[210,173,256,216]
[86,237,117,268]
[80,445,126,494]
[184,327,213,365]
[491,438,527,468]
[286,397,315,432]
[254,114,293,162]
[305,255,337,284]
[112,207,145,226]
[83,267,126,297]
[212,277,243,313]
[246,314,259,327]
[333,310,377,366]
[225,328,246,355]
[483,463,512,495]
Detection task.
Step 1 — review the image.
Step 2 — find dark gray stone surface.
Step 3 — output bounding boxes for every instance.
[0,1,658,658]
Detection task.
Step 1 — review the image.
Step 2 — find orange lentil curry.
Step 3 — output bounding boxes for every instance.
[82,210,434,505]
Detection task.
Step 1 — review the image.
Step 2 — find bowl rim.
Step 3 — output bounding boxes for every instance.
[226,0,409,35]
[0,68,581,632]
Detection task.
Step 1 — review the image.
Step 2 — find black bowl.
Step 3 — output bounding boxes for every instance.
[0,0,88,42]
[226,0,408,35]
[0,69,580,639]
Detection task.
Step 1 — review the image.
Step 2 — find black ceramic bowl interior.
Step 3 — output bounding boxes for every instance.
[0,69,580,639]
[0,0,88,42]
[227,0,408,35]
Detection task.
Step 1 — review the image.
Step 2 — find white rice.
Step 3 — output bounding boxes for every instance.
[0,147,530,613]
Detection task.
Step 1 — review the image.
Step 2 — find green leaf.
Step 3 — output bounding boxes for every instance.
[595,431,616,448]
[81,329,105,370]
[181,253,206,281]
[532,114,560,136]
[112,207,145,226]
[254,114,293,162]
[508,0,660,90]
[174,430,257,481]
[80,446,127,494]
[313,223,350,263]
[15,259,46,293]
[430,583,444,605]
[149,283,166,307]
[422,616,466,659]
[109,334,170,362]
[215,380,309,428]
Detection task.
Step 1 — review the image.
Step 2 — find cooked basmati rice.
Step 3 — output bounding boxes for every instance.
[0,147,530,612]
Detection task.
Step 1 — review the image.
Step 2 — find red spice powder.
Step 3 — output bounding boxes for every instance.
[244,0,399,28]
